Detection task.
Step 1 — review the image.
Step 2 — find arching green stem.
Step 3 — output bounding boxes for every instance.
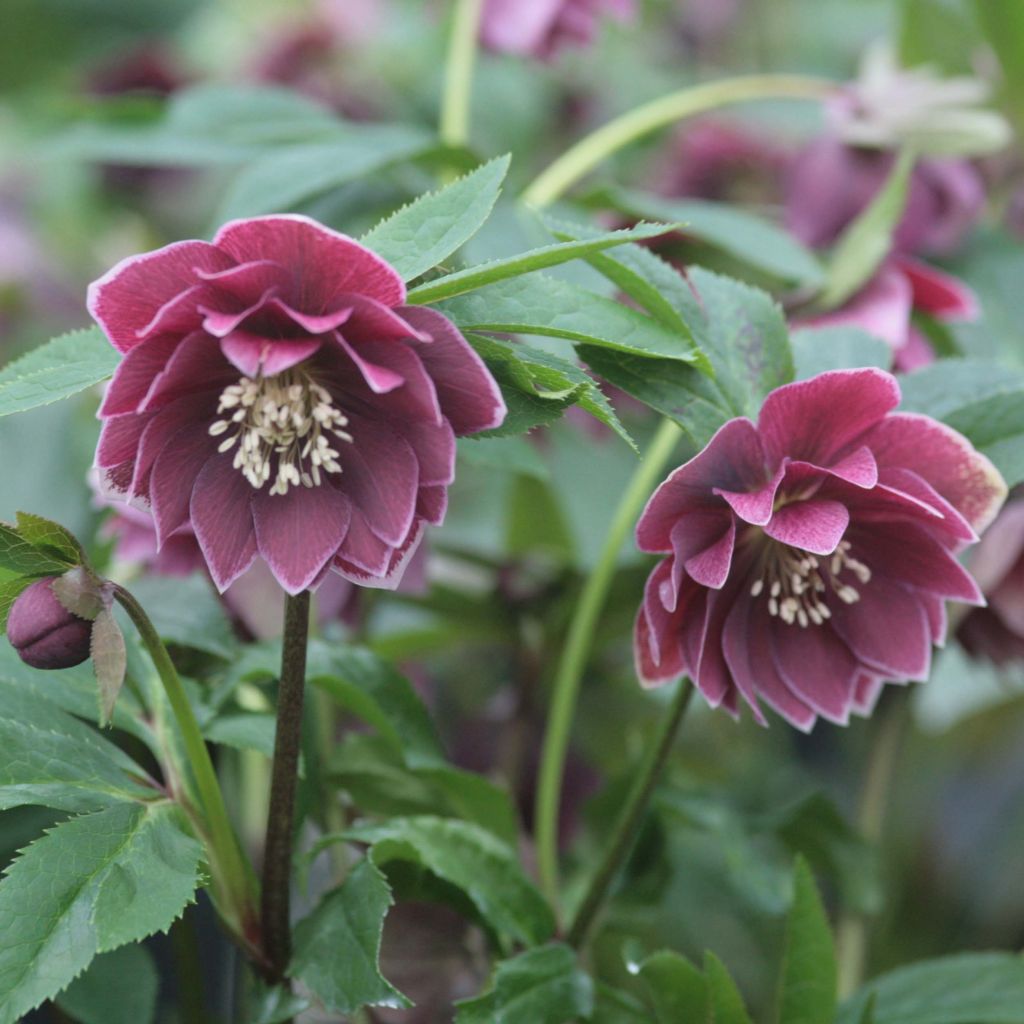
[534,418,683,907]
[521,74,834,208]
[440,0,485,149]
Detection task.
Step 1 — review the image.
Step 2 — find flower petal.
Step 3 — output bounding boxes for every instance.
[397,305,508,434]
[141,331,232,412]
[96,413,151,469]
[220,334,323,377]
[763,499,849,555]
[252,485,352,595]
[150,423,217,545]
[88,240,233,353]
[897,255,978,321]
[771,621,859,725]
[212,214,405,308]
[100,334,182,416]
[190,454,258,591]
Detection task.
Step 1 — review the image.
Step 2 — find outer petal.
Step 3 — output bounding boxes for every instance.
[96,413,151,469]
[190,455,259,591]
[88,240,233,352]
[397,305,507,435]
[335,519,426,591]
[100,334,182,416]
[150,424,217,545]
[771,622,859,725]
[898,255,978,321]
[638,417,765,551]
[252,485,353,594]
[758,368,901,468]
[212,215,405,309]
[860,412,1007,533]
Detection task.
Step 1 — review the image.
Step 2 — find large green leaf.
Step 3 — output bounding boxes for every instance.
[837,953,1024,1024]
[47,84,345,167]
[289,859,410,1015]
[819,149,915,309]
[898,359,1024,486]
[407,222,683,305]
[0,524,69,575]
[600,189,825,287]
[0,801,203,1024]
[362,156,511,282]
[55,945,158,1024]
[705,952,755,1024]
[216,125,434,222]
[438,274,706,365]
[637,950,708,1024]
[455,943,594,1024]
[127,573,237,659]
[0,328,119,420]
[776,858,837,1024]
[345,816,555,946]
[791,326,892,380]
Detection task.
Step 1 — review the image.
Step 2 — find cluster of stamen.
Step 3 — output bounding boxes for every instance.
[749,540,872,628]
[208,370,353,496]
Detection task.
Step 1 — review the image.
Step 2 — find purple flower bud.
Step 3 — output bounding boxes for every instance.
[7,578,93,670]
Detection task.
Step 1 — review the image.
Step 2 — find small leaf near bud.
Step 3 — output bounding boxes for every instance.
[91,607,127,727]
[52,566,106,621]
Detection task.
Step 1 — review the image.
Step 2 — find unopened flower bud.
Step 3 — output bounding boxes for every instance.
[7,578,93,670]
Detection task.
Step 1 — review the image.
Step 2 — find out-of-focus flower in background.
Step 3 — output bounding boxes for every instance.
[635,368,1005,730]
[89,214,505,595]
[481,0,635,59]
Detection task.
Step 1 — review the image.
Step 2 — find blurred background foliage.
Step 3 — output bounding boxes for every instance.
[2,0,1024,1021]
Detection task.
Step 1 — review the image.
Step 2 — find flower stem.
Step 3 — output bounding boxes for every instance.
[567,678,694,949]
[836,689,913,998]
[521,74,834,208]
[261,590,311,983]
[534,418,683,908]
[439,0,485,150]
[113,586,257,950]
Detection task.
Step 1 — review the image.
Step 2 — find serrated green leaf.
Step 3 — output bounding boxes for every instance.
[705,952,755,1024]
[216,125,434,221]
[837,952,1024,1024]
[820,149,915,309]
[0,802,203,1024]
[56,944,158,1024]
[455,943,594,1024]
[345,816,555,947]
[0,576,33,635]
[0,523,71,575]
[777,858,837,1024]
[127,573,238,659]
[602,189,825,287]
[330,734,519,844]
[361,156,511,281]
[289,858,410,1014]
[438,274,706,365]
[14,512,85,565]
[0,328,119,419]
[91,608,127,728]
[468,333,635,449]
[52,567,105,621]
[791,326,892,379]
[637,950,708,1024]
[407,222,682,305]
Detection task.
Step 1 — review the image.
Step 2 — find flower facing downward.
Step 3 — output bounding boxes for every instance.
[89,214,506,595]
[635,369,1006,730]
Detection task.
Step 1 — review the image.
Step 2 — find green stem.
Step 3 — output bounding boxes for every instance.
[568,678,694,948]
[521,74,834,208]
[439,0,485,149]
[534,418,683,908]
[836,689,913,998]
[261,590,312,984]
[113,586,257,949]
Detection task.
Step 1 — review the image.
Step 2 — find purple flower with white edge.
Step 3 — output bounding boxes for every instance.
[89,214,505,596]
[481,0,634,59]
[635,368,1005,731]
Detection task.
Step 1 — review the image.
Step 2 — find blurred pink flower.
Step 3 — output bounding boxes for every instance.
[786,138,986,258]
[635,368,1005,730]
[797,255,978,372]
[89,214,505,596]
[957,493,1024,665]
[481,0,634,59]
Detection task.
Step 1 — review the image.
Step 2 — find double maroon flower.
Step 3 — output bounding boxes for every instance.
[89,214,505,595]
[635,369,1005,730]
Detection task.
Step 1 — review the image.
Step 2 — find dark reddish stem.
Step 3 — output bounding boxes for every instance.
[261,590,311,983]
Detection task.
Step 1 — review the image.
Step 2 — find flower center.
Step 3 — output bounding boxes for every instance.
[749,540,871,628]
[208,370,353,496]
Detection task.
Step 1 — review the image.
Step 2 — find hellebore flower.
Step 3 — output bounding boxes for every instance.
[7,578,93,670]
[957,493,1024,665]
[635,368,1006,730]
[796,255,978,372]
[481,0,634,59]
[89,214,505,595]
